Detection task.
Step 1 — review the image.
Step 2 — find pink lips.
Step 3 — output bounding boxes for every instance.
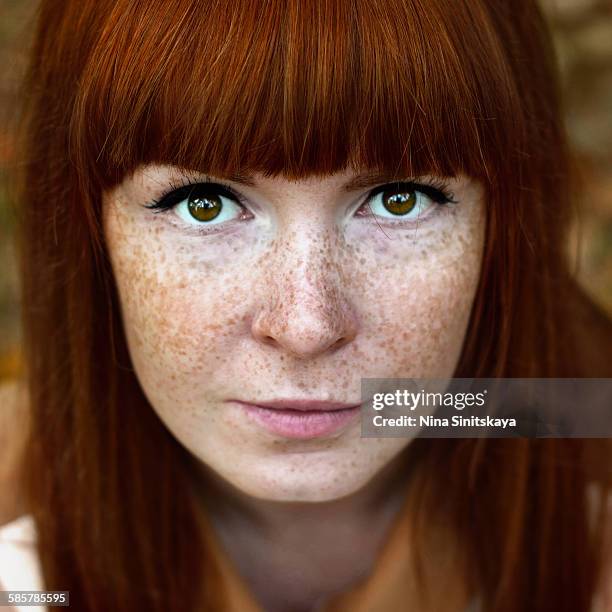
[229,399,362,439]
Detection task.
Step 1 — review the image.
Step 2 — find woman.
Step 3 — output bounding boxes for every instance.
[1,0,611,610]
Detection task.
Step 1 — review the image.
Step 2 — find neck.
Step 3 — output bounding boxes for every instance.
[193,449,414,612]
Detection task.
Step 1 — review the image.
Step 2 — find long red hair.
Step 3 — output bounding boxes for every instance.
[14,0,612,610]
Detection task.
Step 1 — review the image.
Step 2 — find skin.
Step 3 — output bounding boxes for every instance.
[102,165,485,610]
[0,379,29,525]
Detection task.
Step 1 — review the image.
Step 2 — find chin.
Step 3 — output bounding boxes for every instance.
[210,448,398,503]
[232,471,370,503]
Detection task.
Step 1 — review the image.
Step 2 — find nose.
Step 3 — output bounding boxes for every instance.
[251,242,359,360]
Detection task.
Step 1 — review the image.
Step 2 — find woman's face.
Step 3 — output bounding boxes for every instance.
[103,165,485,502]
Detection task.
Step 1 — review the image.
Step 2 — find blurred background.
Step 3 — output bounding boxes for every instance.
[0,0,611,380]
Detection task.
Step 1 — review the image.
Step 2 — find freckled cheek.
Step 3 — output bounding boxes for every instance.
[354,240,482,377]
[110,244,256,399]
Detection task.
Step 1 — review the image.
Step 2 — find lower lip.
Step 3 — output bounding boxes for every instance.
[235,402,362,439]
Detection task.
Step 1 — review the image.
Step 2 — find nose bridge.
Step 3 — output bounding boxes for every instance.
[281,249,339,322]
[252,229,358,358]
[269,229,345,322]
[281,228,335,294]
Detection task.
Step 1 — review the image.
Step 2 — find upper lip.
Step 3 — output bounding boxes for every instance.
[230,399,361,412]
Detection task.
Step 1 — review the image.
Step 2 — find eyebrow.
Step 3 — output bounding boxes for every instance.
[340,172,409,192]
[221,171,410,192]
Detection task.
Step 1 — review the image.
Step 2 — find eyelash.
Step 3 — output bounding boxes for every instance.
[143,176,458,221]
[144,176,249,212]
[364,179,457,209]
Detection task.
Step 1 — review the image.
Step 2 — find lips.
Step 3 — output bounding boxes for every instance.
[228,398,362,439]
[240,399,361,412]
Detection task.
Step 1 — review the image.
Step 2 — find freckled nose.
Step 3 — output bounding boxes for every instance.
[251,262,359,360]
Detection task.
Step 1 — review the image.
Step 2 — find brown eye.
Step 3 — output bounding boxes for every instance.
[144,180,247,229]
[381,190,417,216]
[362,181,450,221]
[187,192,222,222]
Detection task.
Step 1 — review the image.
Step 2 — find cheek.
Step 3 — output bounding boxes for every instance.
[366,276,477,377]
[345,210,484,378]
[103,205,257,407]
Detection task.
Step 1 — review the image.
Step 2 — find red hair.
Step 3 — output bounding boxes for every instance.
[14,0,612,610]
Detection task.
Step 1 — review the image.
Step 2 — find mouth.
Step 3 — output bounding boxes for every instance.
[227,398,362,439]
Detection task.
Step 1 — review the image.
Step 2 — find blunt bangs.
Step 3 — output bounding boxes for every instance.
[71,0,523,192]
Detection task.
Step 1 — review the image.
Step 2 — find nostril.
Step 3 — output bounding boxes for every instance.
[327,335,349,353]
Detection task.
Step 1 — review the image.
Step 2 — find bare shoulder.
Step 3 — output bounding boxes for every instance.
[0,378,29,526]
[602,496,612,612]
[591,480,612,612]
